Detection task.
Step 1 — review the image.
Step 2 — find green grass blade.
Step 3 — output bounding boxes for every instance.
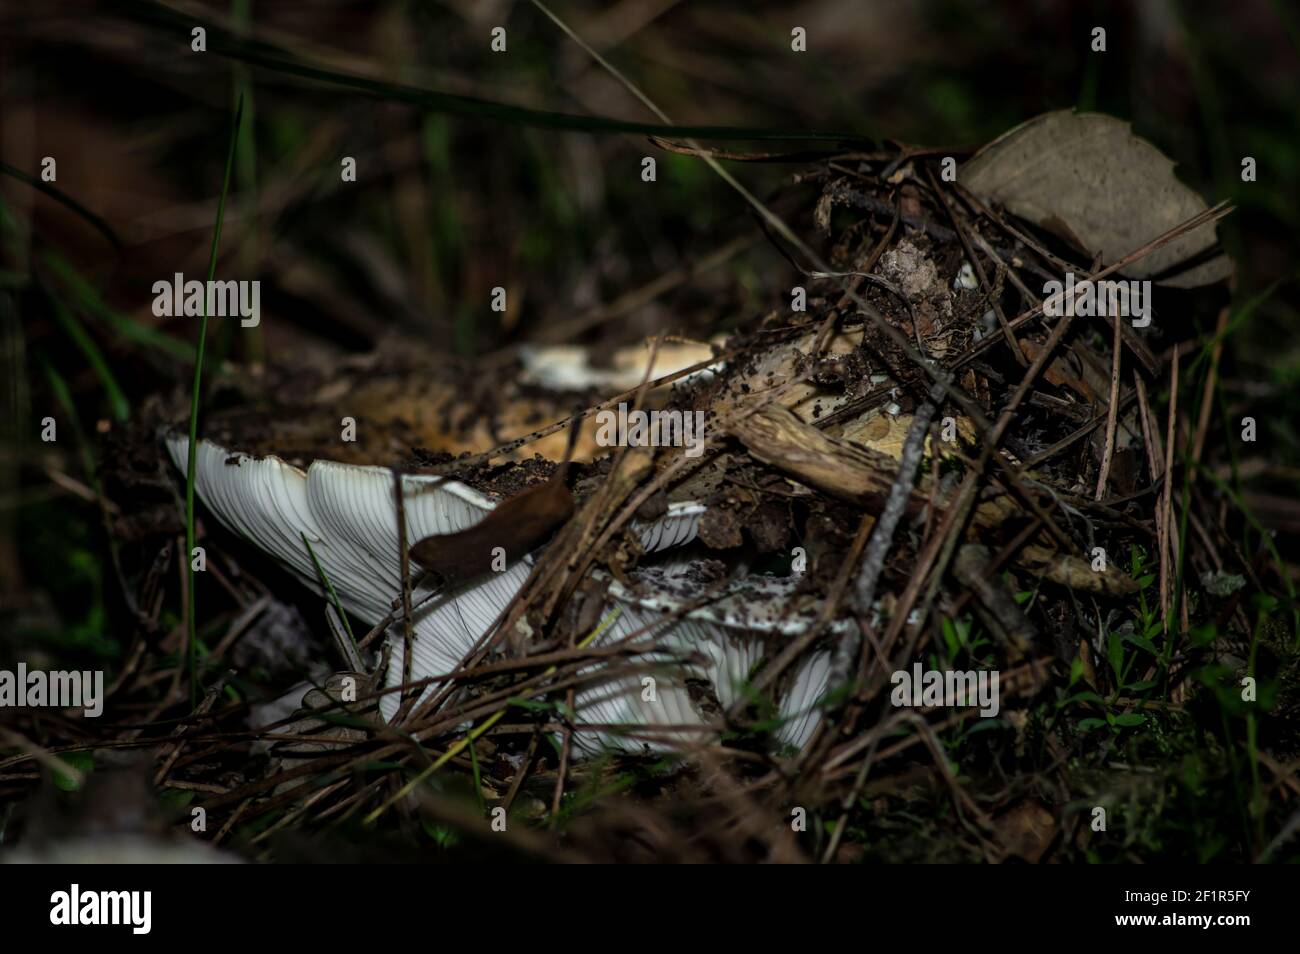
[120,0,868,144]
[43,253,192,362]
[40,358,96,483]
[0,159,121,249]
[44,288,130,423]
[302,531,358,650]
[186,94,245,706]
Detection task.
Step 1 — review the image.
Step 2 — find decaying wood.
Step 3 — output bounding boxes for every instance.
[731,403,1141,597]
[954,545,1038,651]
[729,402,1006,525]
[1021,545,1140,597]
[729,403,919,511]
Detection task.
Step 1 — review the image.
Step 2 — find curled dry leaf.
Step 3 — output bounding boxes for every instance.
[409,466,575,583]
[962,110,1232,288]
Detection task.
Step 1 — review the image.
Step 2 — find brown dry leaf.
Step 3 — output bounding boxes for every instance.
[718,326,864,423]
[1021,545,1141,596]
[409,470,574,582]
[992,798,1057,862]
[1019,339,1095,403]
[962,110,1231,288]
[838,412,975,459]
[814,190,834,233]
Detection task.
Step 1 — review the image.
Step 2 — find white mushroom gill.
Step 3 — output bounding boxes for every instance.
[167,436,704,723]
[572,566,839,755]
[170,437,835,755]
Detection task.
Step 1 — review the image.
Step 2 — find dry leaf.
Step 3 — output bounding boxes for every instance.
[838,412,975,459]
[410,467,574,582]
[992,798,1057,862]
[962,110,1231,288]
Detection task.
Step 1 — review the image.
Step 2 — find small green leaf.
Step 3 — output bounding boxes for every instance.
[53,750,94,792]
[160,789,195,809]
[422,821,461,848]
[1107,632,1125,682]
[1123,633,1160,655]
[1063,690,1105,706]
[506,696,553,712]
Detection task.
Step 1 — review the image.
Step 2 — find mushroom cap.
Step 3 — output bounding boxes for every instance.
[165,329,866,757]
[518,338,721,392]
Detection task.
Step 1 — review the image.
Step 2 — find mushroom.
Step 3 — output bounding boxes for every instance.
[518,338,722,392]
[570,562,840,754]
[165,339,871,755]
[170,437,841,754]
[166,436,704,724]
